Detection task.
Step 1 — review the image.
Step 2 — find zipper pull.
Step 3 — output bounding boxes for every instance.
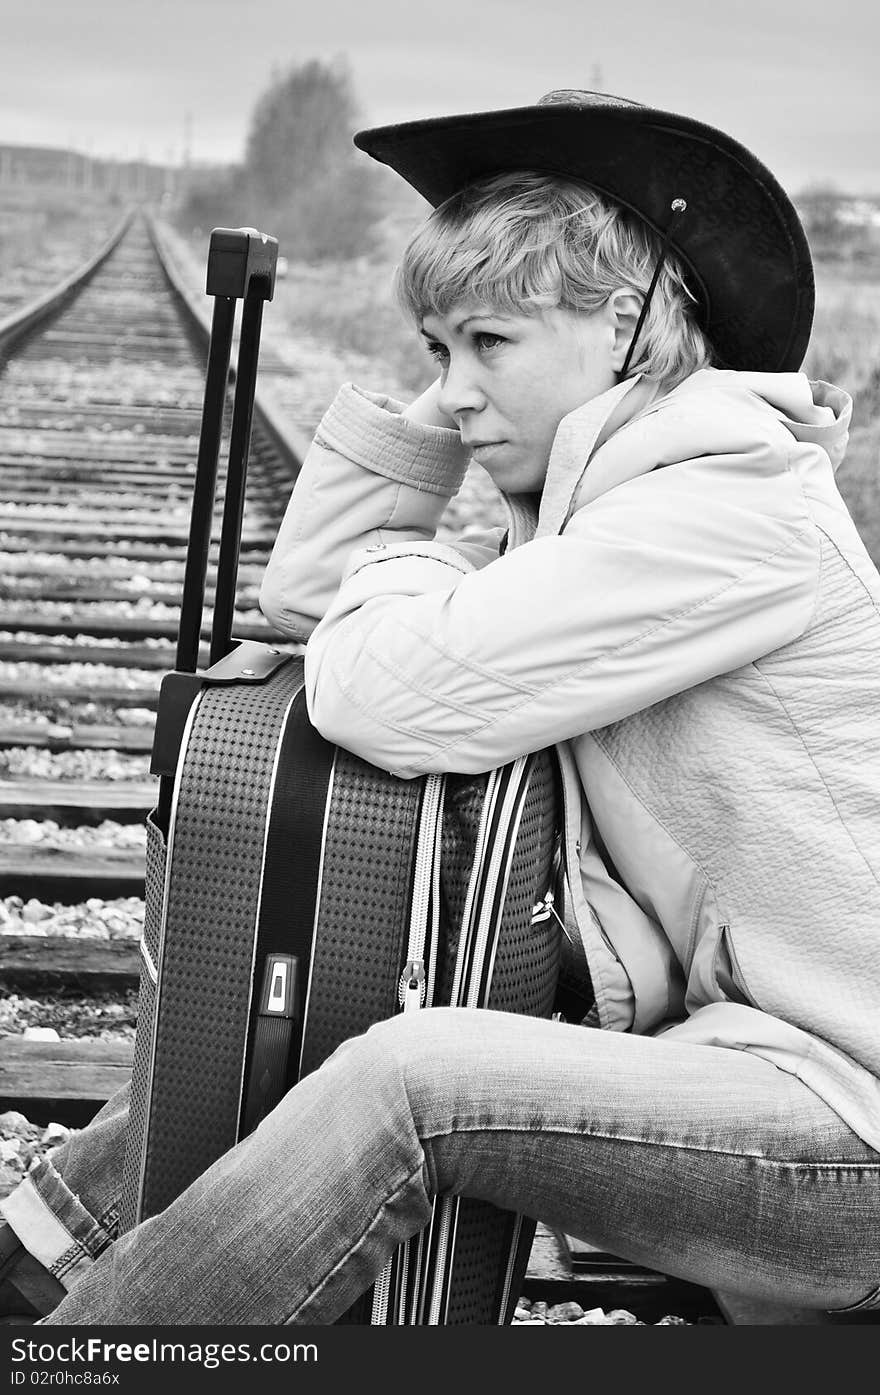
[532,890,552,924]
[398,959,426,1013]
[533,888,567,931]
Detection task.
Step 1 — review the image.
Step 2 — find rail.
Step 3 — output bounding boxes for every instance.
[0,208,135,359]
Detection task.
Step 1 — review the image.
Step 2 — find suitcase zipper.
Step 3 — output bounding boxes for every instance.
[399,959,425,1013]
[425,1196,459,1324]
[396,773,444,1013]
[374,773,445,1325]
[465,757,529,1009]
[413,760,529,1323]
[425,758,534,1322]
[497,1214,524,1324]
[449,769,503,1006]
[378,759,540,1324]
[370,1259,392,1325]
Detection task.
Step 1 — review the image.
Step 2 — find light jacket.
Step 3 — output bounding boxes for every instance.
[260,367,880,1151]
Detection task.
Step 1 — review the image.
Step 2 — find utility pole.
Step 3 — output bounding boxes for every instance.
[164,146,176,201]
[183,111,193,170]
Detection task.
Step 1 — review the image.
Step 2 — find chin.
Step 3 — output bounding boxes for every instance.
[481,458,547,496]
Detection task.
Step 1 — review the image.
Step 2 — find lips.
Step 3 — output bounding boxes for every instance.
[464,440,505,454]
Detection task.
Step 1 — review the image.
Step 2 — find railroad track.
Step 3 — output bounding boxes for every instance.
[0,212,724,1323]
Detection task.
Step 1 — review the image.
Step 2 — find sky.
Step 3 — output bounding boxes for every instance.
[1,0,878,195]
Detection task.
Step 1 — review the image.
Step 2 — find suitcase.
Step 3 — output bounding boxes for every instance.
[120,228,563,1325]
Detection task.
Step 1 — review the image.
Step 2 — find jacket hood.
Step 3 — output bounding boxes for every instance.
[529,368,852,542]
[735,372,852,473]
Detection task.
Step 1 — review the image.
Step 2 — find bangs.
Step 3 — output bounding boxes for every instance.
[396,179,568,320]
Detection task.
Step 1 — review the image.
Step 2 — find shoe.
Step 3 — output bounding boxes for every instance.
[0,1222,66,1324]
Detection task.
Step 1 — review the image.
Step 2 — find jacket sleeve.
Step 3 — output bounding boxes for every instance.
[303,434,822,778]
[259,382,501,640]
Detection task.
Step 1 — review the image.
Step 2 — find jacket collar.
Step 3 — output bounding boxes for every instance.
[535,373,659,539]
[501,373,660,549]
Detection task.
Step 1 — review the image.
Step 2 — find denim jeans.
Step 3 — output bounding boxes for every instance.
[3,1007,879,1324]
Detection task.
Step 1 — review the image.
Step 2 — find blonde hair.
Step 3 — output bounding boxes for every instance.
[395,171,713,386]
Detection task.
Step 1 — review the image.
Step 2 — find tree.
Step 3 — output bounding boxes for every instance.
[797,181,845,245]
[242,57,384,260]
[246,58,356,201]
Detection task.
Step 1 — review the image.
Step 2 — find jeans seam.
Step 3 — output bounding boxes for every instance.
[50,1243,87,1281]
[97,1204,119,1246]
[28,1161,115,1260]
[281,1161,427,1325]
[422,1123,880,1169]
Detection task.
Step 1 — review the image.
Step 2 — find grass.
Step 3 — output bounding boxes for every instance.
[806,263,880,564]
[805,264,880,428]
[269,237,435,398]
[0,187,123,315]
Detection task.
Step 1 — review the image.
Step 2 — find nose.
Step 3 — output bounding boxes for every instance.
[437,356,486,420]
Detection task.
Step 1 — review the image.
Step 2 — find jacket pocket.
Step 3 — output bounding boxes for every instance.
[712,924,758,1009]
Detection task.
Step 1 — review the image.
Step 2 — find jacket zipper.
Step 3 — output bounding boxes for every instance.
[719,923,756,1007]
[532,841,565,927]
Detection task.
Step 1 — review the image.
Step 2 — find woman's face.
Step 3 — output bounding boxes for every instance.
[420,299,620,493]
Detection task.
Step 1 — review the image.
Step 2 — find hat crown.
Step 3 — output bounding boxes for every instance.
[537,89,644,110]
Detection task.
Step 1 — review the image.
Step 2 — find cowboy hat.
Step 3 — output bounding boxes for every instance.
[353,90,814,373]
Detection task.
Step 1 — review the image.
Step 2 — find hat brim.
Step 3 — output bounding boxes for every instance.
[354,101,814,373]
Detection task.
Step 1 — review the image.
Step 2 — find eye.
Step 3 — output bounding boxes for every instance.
[474,331,505,352]
[424,340,449,363]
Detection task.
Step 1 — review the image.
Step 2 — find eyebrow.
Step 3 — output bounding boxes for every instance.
[419,312,512,338]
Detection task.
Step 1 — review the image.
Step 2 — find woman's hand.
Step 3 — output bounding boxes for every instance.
[401,378,459,430]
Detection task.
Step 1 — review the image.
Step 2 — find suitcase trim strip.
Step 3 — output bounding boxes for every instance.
[449,768,501,1008]
[472,758,533,1011]
[295,749,338,1079]
[138,937,158,986]
[466,761,528,1009]
[133,684,206,1223]
[241,685,336,1129]
[238,687,299,1130]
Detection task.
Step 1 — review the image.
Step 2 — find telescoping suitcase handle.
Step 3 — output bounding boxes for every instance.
[153,226,279,832]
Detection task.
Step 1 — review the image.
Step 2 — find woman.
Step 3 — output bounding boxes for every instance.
[2,89,879,1325]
